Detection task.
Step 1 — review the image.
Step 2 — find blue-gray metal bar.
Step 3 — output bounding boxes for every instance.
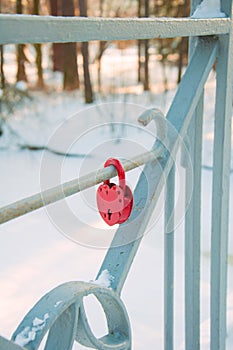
[0,148,162,225]
[210,1,233,349]
[0,15,231,45]
[0,336,25,350]
[164,166,175,350]
[184,1,204,346]
[184,95,204,350]
[11,281,131,350]
[96,37,218,294]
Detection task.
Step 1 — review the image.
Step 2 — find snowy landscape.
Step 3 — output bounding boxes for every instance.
[0,42,233,349]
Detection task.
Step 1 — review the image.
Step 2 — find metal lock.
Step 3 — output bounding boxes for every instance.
[96,158,133,226]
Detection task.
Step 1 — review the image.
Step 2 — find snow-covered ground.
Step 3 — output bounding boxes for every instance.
[0,45,233,349]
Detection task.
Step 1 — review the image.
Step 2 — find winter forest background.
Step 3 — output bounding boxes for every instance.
[0,1,233,349]
[0,0,189,110]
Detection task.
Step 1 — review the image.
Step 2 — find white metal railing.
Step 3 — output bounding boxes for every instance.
[0,0,232,349]
[0,15,231,44]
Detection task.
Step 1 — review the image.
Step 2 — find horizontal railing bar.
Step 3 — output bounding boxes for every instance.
[0,14,231,44]
[0,147,163,225]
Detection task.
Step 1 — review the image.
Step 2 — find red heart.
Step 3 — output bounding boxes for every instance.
[97,184,125,226]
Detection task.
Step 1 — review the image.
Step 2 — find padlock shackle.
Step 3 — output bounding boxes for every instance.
[104,158,126,191]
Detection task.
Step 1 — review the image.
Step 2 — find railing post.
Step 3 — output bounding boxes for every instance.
[211,1,233,349]
[184,94,203,350]
[164,165,175,350]
[184,1,204,347]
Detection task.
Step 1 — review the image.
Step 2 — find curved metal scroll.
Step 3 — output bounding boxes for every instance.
[11,282,131,350]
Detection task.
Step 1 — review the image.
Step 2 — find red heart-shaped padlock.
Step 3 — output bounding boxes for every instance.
[97,158,133,226]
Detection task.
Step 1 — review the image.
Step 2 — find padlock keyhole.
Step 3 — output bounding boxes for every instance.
[108,209,112,221]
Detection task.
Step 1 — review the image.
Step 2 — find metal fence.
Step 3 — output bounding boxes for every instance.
[0,0,232,349]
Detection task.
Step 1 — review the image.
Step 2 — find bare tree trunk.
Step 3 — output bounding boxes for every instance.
[34,0,44,88]
[143,0,149,91]
[0,45,4,89]
[16,0,28,82]
[79,0,93,103]
[161,59,168,92]
[16,2,27,83]
[0,0,4,136]
[137,0,142,83]
[144,39,149,90]
[61,0,79,90]
[0,45,3,136]
[81,42,93,102]
[62,42,80,90]
[97,0,104,91]
[34,44,44,87]
[177,38,185,84]
[50,0,63,72]
[138,41,142,83]
[0,0,5,90]
[177,0,189,84]
[16,47,28,82]
[97,41,106,92]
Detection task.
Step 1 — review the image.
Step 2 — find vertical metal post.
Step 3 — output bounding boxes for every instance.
[184,1,204,348]
[210,1,233,349]
[184,94,203,350]
[164,165,175,350]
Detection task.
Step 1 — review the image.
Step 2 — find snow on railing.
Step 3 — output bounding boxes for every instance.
[0,0,232,349]
[0,14,231,44]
